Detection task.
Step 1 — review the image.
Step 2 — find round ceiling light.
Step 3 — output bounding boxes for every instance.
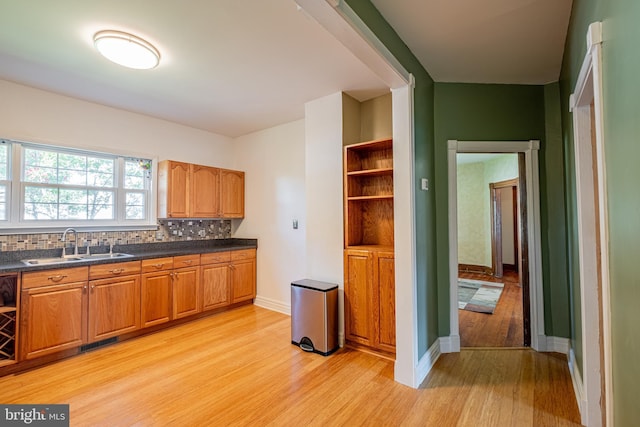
[94,30,160,70]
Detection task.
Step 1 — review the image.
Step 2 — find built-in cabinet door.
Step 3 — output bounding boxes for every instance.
[230,258,256,303]
[344,249,374,348]
[88,275,140,342]
[141,271,172,328]
[173,266,200,319]
[21,281,87,360]
[220,169,244,218]
[201,263,230,310]
[375,251,396,352]
[167,161,190,218]
[191,164,220,217]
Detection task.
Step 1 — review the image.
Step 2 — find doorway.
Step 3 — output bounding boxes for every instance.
[455,153,529,347]
[447,140,544,353]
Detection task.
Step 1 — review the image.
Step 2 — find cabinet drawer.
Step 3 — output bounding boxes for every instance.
[89,261,141,280]
[201,251,231,265]
[231,249,256,261]
[22,266,88,289]
[141,257,174,273]
[174,254,200,268]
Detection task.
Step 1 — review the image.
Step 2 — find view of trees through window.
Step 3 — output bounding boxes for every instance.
[0,140,153,226]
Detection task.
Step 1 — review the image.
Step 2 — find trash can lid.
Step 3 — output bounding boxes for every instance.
[291,279,338,292]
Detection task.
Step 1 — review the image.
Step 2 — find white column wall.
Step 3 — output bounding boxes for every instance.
[233,120,307,314]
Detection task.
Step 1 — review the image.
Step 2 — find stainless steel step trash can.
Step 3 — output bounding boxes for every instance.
[291,279,338,356]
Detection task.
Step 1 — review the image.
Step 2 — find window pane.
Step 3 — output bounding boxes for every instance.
[0,185,6,220]
[88,190,114,220]
[0,144,8,180]
[25,186,58,203]
[88,172,114,187]
[125,191,145,219]
[125,159,149,190]
[88,157,114,187]
[59,203,88,220]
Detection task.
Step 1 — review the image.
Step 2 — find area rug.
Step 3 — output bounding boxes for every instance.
[458,279,504,314]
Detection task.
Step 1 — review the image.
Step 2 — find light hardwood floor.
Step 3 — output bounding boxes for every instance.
[0,305,581,426]
[459,270,524,347]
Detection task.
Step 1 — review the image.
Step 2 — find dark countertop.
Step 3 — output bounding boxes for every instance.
[0,238,257,274]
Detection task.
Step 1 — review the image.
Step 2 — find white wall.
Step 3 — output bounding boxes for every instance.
[0,80,234,166]
[304,93,344,285]
[232,119,306,313]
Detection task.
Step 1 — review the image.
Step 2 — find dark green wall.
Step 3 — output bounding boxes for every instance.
[345,0,438,356]
[561,0,640,423]
[433,83,570,338]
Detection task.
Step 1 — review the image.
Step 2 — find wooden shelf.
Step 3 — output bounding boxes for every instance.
[0,306,16,314]
[346,167,393,177]
[347,195,394,201]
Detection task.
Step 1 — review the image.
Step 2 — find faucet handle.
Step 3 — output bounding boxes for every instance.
[86,240,91,256]
[109,241,114,254]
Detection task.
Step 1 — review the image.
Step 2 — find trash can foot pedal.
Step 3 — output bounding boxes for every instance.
[300,337,314,352]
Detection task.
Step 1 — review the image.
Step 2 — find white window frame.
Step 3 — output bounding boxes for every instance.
[0,139,157,233]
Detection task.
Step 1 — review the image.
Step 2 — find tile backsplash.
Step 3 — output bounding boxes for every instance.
[0,220,231,252]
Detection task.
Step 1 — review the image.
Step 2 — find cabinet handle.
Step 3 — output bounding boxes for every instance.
[153,263,164,269]
[182,260,193,265]
[48,275,67,282]
[109,268,124,275]
[229,264,235,270]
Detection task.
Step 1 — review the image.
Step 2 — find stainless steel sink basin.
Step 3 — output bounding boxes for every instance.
[22,253,134,266]
[79,252,134,260]
[22,257,83,265]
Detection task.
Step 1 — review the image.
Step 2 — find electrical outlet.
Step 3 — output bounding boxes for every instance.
[421,178,429,191]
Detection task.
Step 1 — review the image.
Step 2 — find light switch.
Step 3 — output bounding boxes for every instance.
[421,178,429,191]
[293,219,298,229]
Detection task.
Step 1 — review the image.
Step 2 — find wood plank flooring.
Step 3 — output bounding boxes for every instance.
[459,270,524,347]
[0,305,581,426]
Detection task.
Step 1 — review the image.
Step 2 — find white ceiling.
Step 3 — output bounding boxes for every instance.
[0,0,573,139]
[371,0,573,84]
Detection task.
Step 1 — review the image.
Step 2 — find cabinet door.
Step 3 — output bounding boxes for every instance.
[20,281,87,360]
[173,266,200,319]
[141,271,172,328]
[230,258,255,303]
[375,252,396,352]
[167,161,190,218]
[201,263,230,310]
[88,275,140,342]
[344,250,374,347]
[220,169,244,218]
[191,165,220,217]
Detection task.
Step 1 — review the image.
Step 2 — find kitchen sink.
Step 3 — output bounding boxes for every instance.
[22,257,83,265]
[22,252,134,266]
[79,252,134,260]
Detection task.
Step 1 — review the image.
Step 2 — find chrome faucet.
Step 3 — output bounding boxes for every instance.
[61,228,77,257]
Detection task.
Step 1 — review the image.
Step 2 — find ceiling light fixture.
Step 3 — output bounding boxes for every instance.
[93,30,160,70]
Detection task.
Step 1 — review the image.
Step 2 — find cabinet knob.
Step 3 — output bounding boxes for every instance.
[48,275,67,282]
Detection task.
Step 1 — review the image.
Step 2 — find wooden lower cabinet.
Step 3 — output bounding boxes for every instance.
[173,265,200,319]
[231,257,256,303]
[344,249,395,355]
[88,275,141,342]
[141,271,172,328]
[201,262,231,311]
[20,281,88,360]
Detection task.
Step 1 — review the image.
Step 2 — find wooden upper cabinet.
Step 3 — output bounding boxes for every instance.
[190,164,221,218]
[220,169,245,218]
[158,160,244,219]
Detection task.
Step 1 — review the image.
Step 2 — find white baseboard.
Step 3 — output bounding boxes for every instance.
[568,347,587,422]
[545,336,570,354]
[254,296,291,315]
[439,334,460,353]
[415,339,441,387]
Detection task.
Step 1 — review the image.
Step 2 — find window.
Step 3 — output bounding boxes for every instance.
[0,139,155,230]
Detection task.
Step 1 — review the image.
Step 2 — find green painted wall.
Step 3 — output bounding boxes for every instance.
[345,0,438,356]
[433,83,570,339]
[561,0,640,423]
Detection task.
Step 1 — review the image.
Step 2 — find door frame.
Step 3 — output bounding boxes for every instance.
[569,21,610,426]
[490,178,519,279]
[447,140,544,352]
